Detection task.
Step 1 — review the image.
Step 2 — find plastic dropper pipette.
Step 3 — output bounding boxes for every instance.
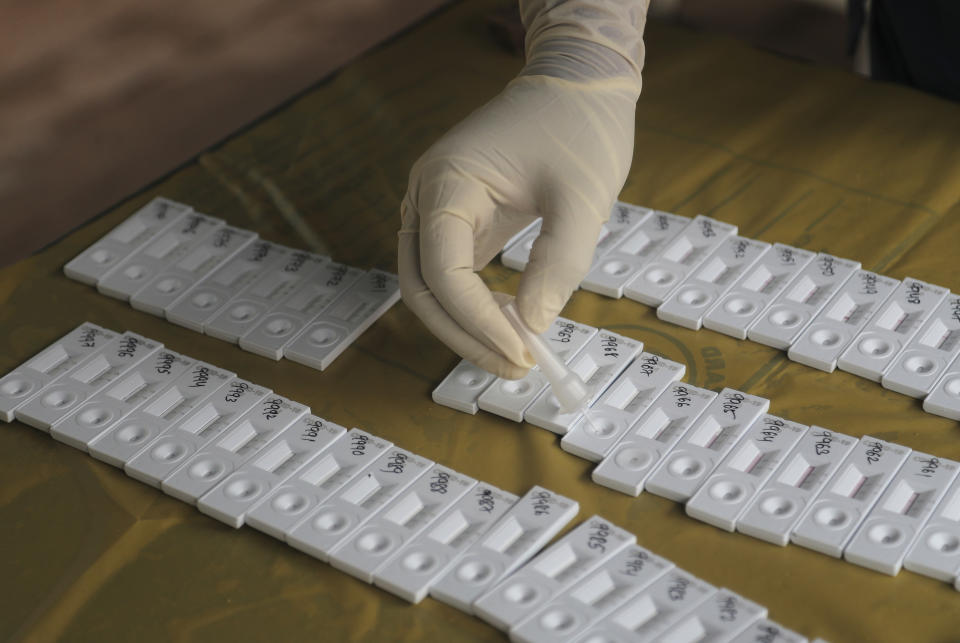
[501,301,590,414]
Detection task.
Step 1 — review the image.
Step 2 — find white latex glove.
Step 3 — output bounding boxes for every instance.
[399,0,648,378]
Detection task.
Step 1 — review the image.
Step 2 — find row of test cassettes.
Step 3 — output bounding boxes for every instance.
[63,197,401,371]
[433,319,960,587]
[500,203,960,421]
[0,324,814,643]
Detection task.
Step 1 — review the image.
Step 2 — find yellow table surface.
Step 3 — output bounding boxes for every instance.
[3,2,960,641]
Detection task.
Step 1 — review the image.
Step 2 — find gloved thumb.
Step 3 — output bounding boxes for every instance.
[515,198,607,333]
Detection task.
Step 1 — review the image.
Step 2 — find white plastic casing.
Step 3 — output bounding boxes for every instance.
[16,332,161,431]
[658,588,767,643]
[510,545,674,643]
[124,378,271,487]
[623,215,738,306]
[524,331,643,434]
[64,197,191,285]
[237,262,364,360]
[502,218,542,256]
[903,474,960,581]
[87,361,235,467]
[473,516,636,631]
[923,352,960,421]
[786,271,899,372]
[373,484,518,604]
[844,452,959,575]
[747,254,860,350]
[561,353,685,462]
[432,360,497,415]
[197,414,346,527]
[657,236,771,330]
[704,244,816,340]
[329,464,477,582]
[0,323,116,422]
[581,211,690,299]
[501,219,543,271]
[882,295,960,398]
[283,269,402,370]
[479,318,597,422]
[430,486,579,613]
[791,436,911,557]
[645,388,770,503]
[130,226,257,316]
[838,278,948,381]
[203,250,326,342]
[96,213,225,301]
[588,203,653,266]
[245,429,392,540]
[729,619,809,643]
[286,447,433,561]
[51,350,194,450]
[592,383,717,497]
[164,241,289,332]
[685,415,808,532]
[736,426,858,546]
[575,570,716,643]
[162,395,310,504]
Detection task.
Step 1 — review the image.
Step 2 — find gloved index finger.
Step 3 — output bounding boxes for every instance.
[418,210,533,370]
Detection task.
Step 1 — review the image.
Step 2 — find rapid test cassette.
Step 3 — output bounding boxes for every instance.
[283,269,402,370]
[644,389,770,503]
[581,211,690,299]
[64,197,191,285]
[685,415,808,532]
[198,414,346,527]
[658,588,767,643]
[703,244,815,340]
[560,353,685,462]
[124,378,271,487]
[478,318,597,422]
[51,350,194,450]
[87,361,234,467]
[286,447,433,561]
[0,323,116,422]
[657,236,770,330]
[237,261,364,359]
[791,436,911,557]
[15,332,160,431]
[592,383,717,497]
[373,484,519,604]
[923,353,960,421]
[164,241,289,332]
[429,486,579,613]
[882,294,960,398]
[245,429,393,540]
[501,220,543,271]
[473,516,635,631]
[523,331,643,434]
[574,569,716,643]
[588,203,653,265]
[837,278,948,381]
[623,215,737,307]
[162,395,310,504]
[844,452,959,575]
[786,270,899,372]
[747,254,860,350]
[129,226,257,316]
[501,218,542,256]
[96,213,225,301]
[736,426,857,546]
[433,360,497,414]
[510,545,674,643]
[329,464,477,582]
[729,619,809,643]
[202,250,326,342]
[903,474,960,581]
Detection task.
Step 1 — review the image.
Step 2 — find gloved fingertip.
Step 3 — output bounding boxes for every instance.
[515,292,559,335]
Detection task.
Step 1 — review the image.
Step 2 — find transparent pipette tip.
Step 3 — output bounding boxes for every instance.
[501,301,590,414]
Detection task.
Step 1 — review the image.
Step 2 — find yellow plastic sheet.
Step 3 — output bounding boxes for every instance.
[2,2,960,641]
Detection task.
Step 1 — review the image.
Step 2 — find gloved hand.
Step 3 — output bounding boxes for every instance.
[399,0,648,378]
